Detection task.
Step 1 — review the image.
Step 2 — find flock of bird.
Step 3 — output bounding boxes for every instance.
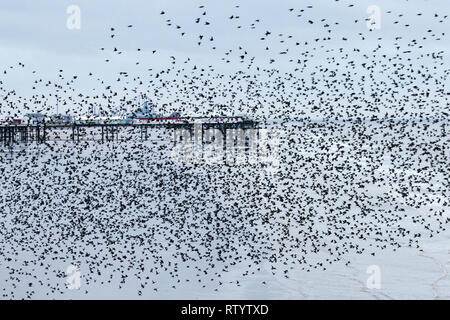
[0,1,447,120]
[0,1,448,298]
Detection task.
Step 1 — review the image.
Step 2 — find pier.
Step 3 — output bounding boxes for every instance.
[0,120,258,146]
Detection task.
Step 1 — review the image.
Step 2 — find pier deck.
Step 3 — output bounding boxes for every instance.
[0,120,258,145]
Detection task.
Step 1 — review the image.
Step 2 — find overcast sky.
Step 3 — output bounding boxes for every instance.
[0,0,448,118]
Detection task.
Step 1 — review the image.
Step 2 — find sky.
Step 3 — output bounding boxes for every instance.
[0,0,448,119]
